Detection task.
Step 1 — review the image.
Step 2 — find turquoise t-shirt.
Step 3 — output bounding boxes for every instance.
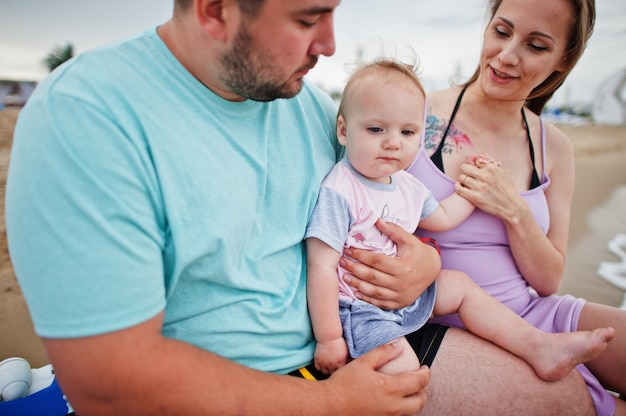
[6,27,340,373]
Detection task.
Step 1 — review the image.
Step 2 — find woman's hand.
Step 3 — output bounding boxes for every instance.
[340,219,440,310]
[455,155,525,220]
[326,343,431,416]
[456,153,568,295]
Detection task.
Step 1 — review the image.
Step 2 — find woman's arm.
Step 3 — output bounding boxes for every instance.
[340,219,441,310]
[455,127,574,295]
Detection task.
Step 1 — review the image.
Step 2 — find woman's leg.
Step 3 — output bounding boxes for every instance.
[578,301,626,395]
[422,327,596,416]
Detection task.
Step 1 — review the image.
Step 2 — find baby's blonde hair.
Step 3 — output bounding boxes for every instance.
[338,56,425,120]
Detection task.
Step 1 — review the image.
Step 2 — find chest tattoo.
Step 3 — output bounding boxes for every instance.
[426,112,473,155]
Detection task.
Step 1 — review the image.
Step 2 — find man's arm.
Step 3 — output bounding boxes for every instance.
[46,312,431,416]
[340,220,441,310]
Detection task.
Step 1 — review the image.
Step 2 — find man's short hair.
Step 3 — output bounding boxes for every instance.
[174,0,266,18]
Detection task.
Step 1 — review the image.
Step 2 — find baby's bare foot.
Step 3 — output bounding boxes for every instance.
[531,327,615,382]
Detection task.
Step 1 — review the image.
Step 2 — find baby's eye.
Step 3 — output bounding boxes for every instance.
[402,129,416,136]
[367,127,383,133]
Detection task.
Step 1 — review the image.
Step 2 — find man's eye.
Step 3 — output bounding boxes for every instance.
[299,19,318,28]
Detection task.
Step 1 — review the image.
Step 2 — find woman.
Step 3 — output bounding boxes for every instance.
[404,0,625,414]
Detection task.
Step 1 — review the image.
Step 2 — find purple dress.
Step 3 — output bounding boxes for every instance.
[406,117,616,416]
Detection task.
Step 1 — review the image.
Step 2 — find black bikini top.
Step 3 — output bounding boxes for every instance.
[430,86,541,190]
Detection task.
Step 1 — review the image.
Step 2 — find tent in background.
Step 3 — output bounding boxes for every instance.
[0,80,37,109]
[593,68,626,125]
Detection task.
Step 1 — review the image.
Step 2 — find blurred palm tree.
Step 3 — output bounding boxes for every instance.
[42,43,74,72]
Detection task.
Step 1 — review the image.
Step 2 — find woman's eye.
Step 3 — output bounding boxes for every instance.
[529,43,548,52]
[494,26,509,37]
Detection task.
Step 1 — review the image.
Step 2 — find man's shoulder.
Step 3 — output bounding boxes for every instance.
[38,28,159,93]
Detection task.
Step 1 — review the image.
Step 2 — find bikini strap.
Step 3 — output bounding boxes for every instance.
[430,86,467,171]
[433,87,540,189]
[522,108,541,189]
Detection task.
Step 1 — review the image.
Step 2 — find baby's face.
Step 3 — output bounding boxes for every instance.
[338,74,425,184]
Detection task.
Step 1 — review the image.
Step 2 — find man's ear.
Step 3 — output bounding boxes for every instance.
[337,115,348,145]
[195,0,232,41]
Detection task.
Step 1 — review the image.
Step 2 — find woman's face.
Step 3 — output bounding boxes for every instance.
[478,0,573,102]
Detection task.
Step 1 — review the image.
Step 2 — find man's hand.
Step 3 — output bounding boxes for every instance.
[44,312,430,415]
[326,341,431,416]
[339,220,440,310]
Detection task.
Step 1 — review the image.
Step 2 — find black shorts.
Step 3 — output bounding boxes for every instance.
[288,323,449,380]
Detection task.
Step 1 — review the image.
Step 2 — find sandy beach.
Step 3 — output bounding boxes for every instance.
[558,124,626,308]
[1,108,626,367]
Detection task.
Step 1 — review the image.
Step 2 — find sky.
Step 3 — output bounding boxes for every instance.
[1,0,625,108]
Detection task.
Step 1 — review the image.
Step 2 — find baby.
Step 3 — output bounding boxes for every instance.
[305,57,615,379]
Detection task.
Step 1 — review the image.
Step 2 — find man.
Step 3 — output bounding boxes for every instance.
[7,0,434,414]
[6,0,596,414]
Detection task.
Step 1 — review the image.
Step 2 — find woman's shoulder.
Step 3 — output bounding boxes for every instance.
[540,115,573,153]
[523,108,573,156]
[426,86,464,114]
[534,112,575,170]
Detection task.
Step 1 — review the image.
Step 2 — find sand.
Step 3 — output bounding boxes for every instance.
[0,108,49,367]
[1,108,626,367]
[558,124,626,308]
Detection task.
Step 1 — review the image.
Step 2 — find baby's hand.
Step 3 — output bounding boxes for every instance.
[314,338,349,375]
[469,153,502,167]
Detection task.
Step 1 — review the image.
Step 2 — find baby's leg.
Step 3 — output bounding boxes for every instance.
[434,270,615,382]
[376,337,421,375]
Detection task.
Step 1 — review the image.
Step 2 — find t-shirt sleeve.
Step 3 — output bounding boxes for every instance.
[6,90,166,338]
[305,187,352,253]
[420,189,440,220]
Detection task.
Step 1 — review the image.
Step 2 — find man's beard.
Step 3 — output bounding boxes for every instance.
[221,27,313,102]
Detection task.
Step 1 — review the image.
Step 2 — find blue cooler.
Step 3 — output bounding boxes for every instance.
[0,377,71,415]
